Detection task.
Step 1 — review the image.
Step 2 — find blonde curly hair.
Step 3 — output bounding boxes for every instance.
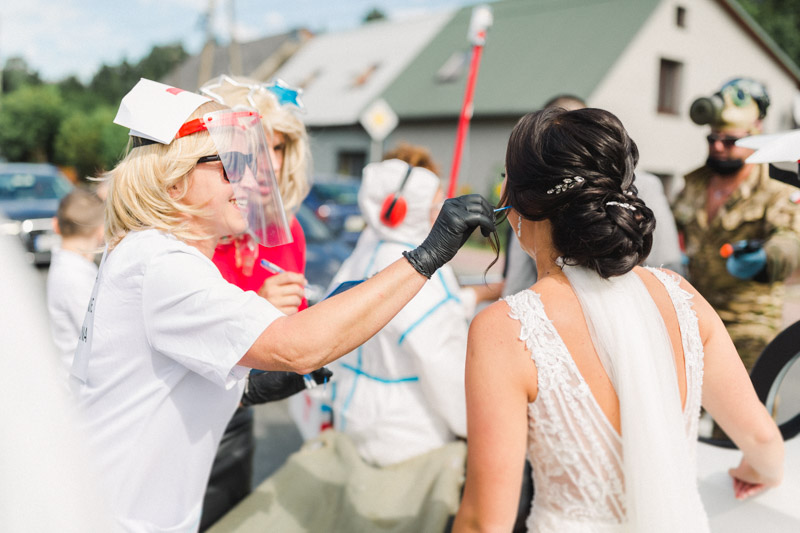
[103,100,229,249]
[202,76,311,216]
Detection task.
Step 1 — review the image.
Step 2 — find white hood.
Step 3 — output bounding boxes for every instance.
[358,159,441,246]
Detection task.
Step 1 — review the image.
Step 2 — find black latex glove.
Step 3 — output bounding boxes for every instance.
[241,367,333,407]
[403,194,496,278]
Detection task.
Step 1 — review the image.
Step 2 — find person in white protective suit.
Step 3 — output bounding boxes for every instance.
[327,143,502,466]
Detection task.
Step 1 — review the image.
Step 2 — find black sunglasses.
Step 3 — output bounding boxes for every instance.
[706,134,741,148]
[197,152,259,183]
[196,154,230,182]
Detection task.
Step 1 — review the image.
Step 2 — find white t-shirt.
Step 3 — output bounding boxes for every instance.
[46,247,98,377]
[71,230,282,532]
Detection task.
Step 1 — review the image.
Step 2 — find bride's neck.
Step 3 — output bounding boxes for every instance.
[522,218,563,280]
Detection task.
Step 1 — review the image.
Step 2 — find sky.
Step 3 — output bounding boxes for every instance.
[1,0,489,83]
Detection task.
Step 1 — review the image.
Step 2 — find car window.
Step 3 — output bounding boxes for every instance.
[0,172,72,201]
[312,183,359,205]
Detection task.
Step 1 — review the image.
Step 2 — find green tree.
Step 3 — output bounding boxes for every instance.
[1,56,43,94]
[57,75,96,111]
[54,106,128,180]
[87,43,188,106]
[88,60,140,106]
[363,7,387,23]
[0,85,64,162]
[138,43,188,81]
[737,0,800,68]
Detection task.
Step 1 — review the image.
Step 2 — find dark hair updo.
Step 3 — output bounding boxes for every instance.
[501,107,656,278]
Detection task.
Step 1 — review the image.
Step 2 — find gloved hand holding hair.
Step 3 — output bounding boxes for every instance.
[403,194,496,278]
[242,367,333,407]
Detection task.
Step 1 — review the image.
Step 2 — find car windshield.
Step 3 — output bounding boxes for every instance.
[0,172,72,201]
[313,183,359,205]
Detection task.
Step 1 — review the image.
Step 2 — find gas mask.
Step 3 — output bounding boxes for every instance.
[690,78,770,133]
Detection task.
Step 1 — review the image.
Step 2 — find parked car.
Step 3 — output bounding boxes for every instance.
[0,163,74,265]
[295,203,353,305]
[303,175,364,249]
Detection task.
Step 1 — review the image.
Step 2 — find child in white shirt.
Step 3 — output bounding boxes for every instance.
[46,187,104,376]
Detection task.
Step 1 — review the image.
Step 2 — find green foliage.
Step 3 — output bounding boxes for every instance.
[89,61,140,106]
[0,42,186,169]
[89,44,188,106]
[363,8,387,23]
[54,106,129,180]
[0,85,64,162]
[737,0,800,68]
[57,75,98,111]
[1,57,43,94]
[138,44,189,81]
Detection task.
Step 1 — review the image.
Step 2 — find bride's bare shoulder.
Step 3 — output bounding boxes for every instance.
[468,299,527,355]
[468,298,539,398]
[470,298,516,331]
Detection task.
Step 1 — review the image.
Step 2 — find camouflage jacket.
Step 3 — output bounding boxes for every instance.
[672,165,800,322]
[672,163,800,334]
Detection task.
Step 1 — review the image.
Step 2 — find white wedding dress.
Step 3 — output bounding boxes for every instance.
[505,267,710,533]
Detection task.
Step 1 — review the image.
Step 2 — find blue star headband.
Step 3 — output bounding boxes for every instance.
[200,74,305,112]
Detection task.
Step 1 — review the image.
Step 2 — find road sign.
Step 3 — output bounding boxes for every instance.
[359,98,398,142]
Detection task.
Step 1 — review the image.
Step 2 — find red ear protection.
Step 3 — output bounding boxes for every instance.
[379,164,414,227]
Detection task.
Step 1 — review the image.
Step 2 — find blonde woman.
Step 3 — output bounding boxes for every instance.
[69,79,494,531]
[197,75,314,529]
[203,75,312,315]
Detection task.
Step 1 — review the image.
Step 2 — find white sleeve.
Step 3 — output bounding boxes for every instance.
[636,171,683,272]
[142,247,283,388]
[64,272,96,335]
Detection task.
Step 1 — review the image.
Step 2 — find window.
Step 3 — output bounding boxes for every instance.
[352,63,380,88]
[435,51,468,83]
[336,151,367,177]
[676,6,686,28]
[657,59,682,115]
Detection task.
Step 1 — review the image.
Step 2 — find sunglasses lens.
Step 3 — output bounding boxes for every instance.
[707,135,738,147]
[221,152,255,183]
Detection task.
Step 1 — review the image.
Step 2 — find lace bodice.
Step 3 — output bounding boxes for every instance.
[504,268,704,531]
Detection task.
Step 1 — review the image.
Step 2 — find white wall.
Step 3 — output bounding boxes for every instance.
[591,0,799,197]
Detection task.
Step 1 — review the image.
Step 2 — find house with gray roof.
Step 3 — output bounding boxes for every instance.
[161,29,312,92]
[271,10,457,177]
[275,0,800,199]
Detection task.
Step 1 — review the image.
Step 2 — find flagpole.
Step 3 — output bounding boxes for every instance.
[447,5,493,198]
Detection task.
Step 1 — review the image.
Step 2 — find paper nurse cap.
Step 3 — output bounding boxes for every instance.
[113,78,212,144]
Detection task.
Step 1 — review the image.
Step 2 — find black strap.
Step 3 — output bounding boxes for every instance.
[383,165,415,219]
[131,136,159,148]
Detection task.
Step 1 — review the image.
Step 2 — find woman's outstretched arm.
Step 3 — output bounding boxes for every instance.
[453,301,535,532]
[683,276,784,499]
[241,194,496,374]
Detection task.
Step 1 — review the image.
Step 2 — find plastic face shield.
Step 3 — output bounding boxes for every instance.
[202,108,292,247]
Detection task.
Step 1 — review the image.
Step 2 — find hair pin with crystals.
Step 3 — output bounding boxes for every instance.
[547,176,584,195]
[606,201,636,211]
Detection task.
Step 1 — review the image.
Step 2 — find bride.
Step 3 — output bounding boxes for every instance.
[453,107,783,532]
